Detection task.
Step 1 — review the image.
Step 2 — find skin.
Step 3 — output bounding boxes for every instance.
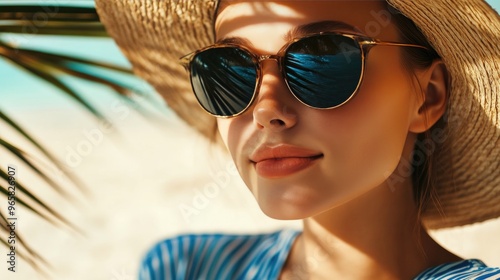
[215,1,459,279]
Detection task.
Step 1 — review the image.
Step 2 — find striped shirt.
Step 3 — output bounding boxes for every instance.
[139,229,500,279]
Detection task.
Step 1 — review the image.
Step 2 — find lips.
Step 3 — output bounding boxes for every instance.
[250,144,323,178]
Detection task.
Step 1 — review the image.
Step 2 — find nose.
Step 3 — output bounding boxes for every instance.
[252,60,298,131]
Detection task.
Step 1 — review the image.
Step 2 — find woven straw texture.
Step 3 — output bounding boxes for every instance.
[95,0,219,138]
[95,0,500,229]
[385,0,500,228]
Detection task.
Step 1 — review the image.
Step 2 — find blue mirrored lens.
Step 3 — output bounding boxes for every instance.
[285,35,362,108]
[191,47,257,116]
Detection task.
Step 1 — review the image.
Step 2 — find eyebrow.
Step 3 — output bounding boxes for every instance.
[284,20,365,41]
[216,36,253,46]
[216,20,364,46]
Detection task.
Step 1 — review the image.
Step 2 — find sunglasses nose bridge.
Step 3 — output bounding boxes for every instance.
[257,54,280,63]
[256,54,282,81]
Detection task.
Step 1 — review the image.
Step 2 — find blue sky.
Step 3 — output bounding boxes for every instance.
[0,0,499,112]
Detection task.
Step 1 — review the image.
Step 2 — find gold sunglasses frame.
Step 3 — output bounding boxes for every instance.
[180,32,429,118]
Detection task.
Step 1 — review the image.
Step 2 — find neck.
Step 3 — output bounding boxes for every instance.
[283,179,460,279]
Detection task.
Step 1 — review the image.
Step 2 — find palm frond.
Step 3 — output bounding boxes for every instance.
[0,4,157,274]
[0,137,74,199]
[0,110,86,192]
[1,43,107,119]
[0,5,106,36]
[0,168,80,233]
[0,211,50,276]
[0,5,100,21]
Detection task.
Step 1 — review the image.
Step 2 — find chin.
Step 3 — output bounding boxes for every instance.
[256,196,328,220]
[247,179,337,220]
[261,208,311,220]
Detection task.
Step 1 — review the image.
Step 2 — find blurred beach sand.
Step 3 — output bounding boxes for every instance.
[0,102,498,280]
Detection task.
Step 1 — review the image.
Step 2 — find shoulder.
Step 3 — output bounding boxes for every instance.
[138,229,300,280]
[415,259,500,279]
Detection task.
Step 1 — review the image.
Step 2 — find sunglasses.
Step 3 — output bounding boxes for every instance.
[180,32,428,118]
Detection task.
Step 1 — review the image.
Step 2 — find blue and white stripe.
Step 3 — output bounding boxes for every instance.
[416,259,500,279]
[139,229,500,280]
[139,229,300,280]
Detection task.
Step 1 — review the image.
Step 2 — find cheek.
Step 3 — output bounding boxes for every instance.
[217,117,260,193]
[216,118,231,148]
[216,117,251,169]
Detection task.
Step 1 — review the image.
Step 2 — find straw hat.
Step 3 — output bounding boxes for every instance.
[94,0,500,229]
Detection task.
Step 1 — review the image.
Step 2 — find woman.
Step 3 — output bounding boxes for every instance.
[96,0,500,279]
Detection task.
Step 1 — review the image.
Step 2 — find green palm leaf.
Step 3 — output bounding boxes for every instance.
[0,110,87,192]
[0,4,149,273]
[0,5,106,36]
[0,211,51,276]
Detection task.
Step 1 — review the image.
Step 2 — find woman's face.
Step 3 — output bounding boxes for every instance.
[215,1,422,219]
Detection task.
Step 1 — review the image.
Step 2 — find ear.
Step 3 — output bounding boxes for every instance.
[409,59,448,133]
